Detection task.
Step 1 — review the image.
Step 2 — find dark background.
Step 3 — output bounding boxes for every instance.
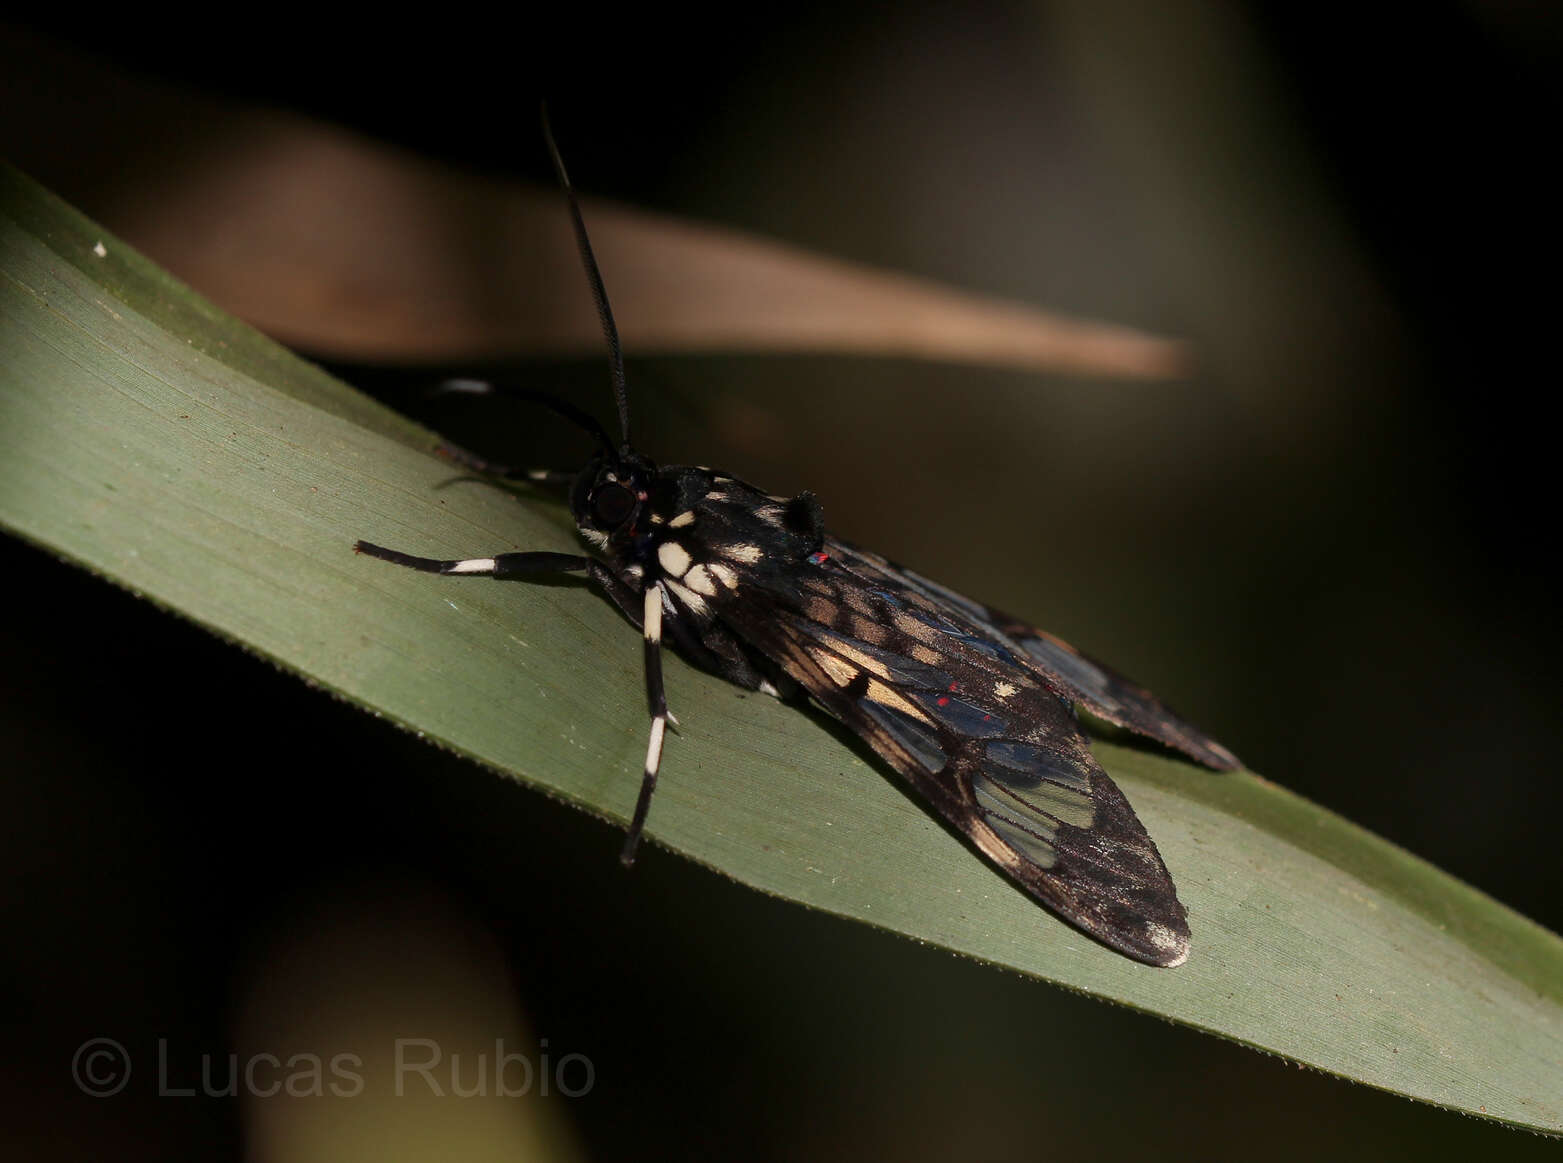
[3,4,1561,1159]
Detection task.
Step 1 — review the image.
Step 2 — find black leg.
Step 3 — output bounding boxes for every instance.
[429,378,609,484]
[621,581,673,866]
[354,541,589,577]
[586,561,643,627]
[435,442,576,486]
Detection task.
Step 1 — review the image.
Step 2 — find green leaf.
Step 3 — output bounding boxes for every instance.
[3,163,1560,1134]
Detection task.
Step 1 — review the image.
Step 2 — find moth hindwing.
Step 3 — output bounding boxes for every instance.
[354,115,1239,968]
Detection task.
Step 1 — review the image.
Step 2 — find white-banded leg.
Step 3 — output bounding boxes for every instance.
[354,541,590,578]
[621,581,674,867]
[360,541,675,867]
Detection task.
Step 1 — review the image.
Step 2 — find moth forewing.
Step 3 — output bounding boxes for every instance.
[703,538,1193,966]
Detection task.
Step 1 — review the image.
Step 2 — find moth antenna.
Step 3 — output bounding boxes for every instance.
[432,379,617,460]
[540,105,632,453]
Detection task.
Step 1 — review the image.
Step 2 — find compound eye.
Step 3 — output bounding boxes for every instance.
[591,482,636,528]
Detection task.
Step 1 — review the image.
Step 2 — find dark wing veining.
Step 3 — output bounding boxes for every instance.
[891,564,1241,771]
[715,538,1192,966]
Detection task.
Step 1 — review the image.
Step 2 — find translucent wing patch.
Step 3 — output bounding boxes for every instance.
[972,740,1098,868]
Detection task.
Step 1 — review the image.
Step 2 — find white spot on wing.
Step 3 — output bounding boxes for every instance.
[684,564,718,596]
[669,510,696,528]
[758,680,781,698]
[724,544,763,564]
[707,562,739,590]
[995,681,1018,700]
[1146,922,1189,967]
[665,578,708,615]
[657,542,692,577]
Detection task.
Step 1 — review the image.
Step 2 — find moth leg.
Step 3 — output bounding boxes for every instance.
[435,441,575,486]
[586,561,644,625]
[354,541,590,577]
[431,379,599,486]
[622,582,672,868]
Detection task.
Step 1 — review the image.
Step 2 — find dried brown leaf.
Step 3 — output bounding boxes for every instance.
[0,43,1184,377]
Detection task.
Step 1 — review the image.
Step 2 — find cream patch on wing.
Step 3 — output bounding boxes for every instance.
[808,648,858,688]
[865,679,933,724]
[723,544,763,564]
[826,638,889,680]
[664,578,708,614]
[657,542,692,577]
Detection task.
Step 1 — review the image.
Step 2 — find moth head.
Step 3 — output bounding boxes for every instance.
[571,453,653,543]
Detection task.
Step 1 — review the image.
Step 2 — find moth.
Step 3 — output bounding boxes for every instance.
[355,120,1239,967]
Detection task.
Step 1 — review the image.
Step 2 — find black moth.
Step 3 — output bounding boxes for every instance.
[356,119,1240,968]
